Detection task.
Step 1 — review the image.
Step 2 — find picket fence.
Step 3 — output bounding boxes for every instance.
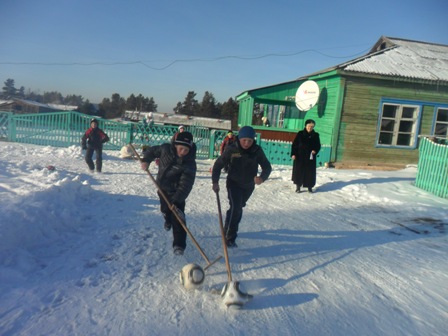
[0,111,333,166]
[415,137,448,199]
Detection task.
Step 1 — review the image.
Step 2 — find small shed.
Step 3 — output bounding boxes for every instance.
[236,36,448,167]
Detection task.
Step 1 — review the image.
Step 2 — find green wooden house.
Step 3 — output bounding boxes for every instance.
[236,36,448,167]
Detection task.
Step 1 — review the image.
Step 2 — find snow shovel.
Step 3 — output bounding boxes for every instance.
[215,190,253,307]
[129,143,221,271]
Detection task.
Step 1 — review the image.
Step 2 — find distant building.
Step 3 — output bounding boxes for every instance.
[0,98,77,114]
[123,110,232,131]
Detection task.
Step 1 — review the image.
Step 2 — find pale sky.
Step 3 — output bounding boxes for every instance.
[1,0,447,112]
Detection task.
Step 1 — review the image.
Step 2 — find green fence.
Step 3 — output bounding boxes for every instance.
[0,111,331,166]
[415,137,448,199]
[258,140,331,167]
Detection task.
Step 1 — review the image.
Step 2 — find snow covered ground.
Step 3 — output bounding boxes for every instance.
[0,142,447,336]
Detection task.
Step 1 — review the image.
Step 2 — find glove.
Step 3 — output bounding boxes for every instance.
[171,204,185,223]
[212,183,220,192]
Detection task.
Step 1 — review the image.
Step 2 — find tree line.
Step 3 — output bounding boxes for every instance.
[1,78,239,129]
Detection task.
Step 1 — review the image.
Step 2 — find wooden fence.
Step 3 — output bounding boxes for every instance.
[415,137,448,199]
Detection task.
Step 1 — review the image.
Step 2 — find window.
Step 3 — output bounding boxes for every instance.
[434,108,448,138]
[252,103,288,128]
[377,103,420,148]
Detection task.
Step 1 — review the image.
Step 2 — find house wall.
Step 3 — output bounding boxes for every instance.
[336,76,448,165]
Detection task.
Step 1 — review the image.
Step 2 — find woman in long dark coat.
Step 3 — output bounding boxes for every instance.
[291,119,321,193]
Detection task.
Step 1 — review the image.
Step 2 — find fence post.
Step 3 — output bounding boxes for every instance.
[209,130,217,159]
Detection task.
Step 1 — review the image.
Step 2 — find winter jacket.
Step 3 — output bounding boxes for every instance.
[291,129,321,160]
[142,143,197,205]
[220,136,236,155]
[81,127,109,150]
[212,138,272,189]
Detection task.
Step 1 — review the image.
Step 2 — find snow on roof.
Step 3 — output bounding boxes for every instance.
[341,36,448,82]
[47,103,78,111]
[124,110,232,130]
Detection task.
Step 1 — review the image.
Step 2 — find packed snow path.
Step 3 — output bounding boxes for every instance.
[0,143,447,336]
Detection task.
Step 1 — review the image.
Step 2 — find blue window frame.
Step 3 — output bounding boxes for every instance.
[376,99,422,149]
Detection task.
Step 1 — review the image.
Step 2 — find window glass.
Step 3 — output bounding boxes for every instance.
[436,109,448,122]
[435,124,447,135]
[379,132,393,145]
[382,104,397,118]
[399,121,413,132]
[397,134,411,146]
[402,107,416,119]
[435,108,448,137]
[381,120,395,131]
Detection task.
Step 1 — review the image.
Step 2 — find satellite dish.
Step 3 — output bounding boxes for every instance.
[295,80,320,111]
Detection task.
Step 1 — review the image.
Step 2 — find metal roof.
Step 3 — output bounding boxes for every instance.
[340,36,448,82]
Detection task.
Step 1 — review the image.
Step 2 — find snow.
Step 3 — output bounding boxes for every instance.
[0,142,447,336]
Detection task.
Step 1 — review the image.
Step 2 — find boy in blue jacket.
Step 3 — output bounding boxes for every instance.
[212,126,272,247]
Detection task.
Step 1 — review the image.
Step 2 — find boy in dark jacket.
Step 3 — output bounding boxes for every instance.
[212,126,272,248]
[81,118,109,173]
[140,132,197,255]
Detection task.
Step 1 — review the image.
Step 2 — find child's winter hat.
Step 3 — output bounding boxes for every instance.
[237,126,256,139]
[174,131,193,148]
[305,119,315,125]
[178,125,185,131]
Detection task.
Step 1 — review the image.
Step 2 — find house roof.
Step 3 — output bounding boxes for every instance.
[123,111,232,130]
[337,36,448,83]
[4,98,78,111]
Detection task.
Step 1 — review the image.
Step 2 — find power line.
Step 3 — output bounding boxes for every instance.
[0,47,371,70]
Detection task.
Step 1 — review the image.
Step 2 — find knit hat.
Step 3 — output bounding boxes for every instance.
[238,126,256,139]
[178,125,185,131]
[305,119,315,126]
[174,131,193,148]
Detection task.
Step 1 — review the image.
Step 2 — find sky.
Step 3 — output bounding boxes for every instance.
[0,141,447,335]
[1,0,447,112]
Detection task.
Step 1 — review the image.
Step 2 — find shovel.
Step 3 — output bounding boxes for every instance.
[129,143,221,271]
[215,190,253,307]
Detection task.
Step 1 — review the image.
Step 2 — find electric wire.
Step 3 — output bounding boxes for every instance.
[0,47,371,70]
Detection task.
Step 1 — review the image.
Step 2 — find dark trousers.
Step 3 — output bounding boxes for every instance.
[85,147,103,172]
[224,181,254,243]
[159,192,187,249]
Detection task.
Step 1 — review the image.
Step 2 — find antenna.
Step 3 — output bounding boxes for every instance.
[295,80,320,112]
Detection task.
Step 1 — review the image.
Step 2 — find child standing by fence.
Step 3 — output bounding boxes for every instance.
[81,118,109,173]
